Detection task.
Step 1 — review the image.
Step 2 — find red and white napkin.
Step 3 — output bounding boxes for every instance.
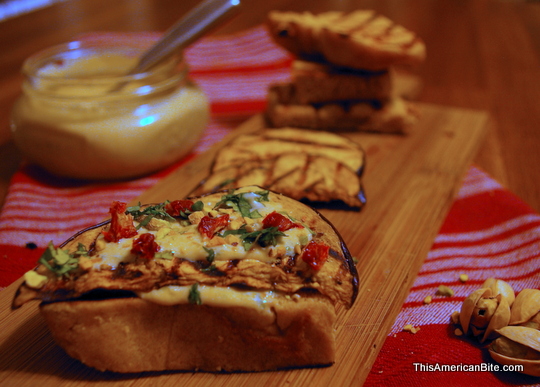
[0,26,538,386]
[364,166,540,386]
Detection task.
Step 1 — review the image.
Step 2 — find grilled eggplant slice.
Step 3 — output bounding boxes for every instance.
[198,128,366,208]
[192,153,365,208]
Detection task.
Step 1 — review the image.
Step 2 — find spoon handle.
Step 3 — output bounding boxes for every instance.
[133,0,241,73]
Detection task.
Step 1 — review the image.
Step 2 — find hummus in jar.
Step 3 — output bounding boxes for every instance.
[11,38,210,180]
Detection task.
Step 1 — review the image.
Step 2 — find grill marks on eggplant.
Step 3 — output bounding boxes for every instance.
[192,128,366,208]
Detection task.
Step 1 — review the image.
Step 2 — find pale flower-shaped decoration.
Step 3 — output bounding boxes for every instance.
[489,325,540,377]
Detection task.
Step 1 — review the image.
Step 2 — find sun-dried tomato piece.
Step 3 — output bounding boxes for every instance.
[262,211,303,232]
[198,214,230,238]
[301,240,330,271]
[164,200,195,217]
[102,201,138,243]
[131,233,160,260]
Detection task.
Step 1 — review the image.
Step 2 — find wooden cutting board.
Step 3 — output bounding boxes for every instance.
[0,103,490,386]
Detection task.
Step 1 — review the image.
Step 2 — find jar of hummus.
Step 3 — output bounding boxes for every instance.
[10,36,210,180]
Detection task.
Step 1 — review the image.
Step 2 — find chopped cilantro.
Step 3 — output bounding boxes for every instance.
[75,243,88,257]
[127,202,175,229]
[221,225,285,251]
[213,191,269,219]
[127,200,203,229]
[201,263,217,273]
[203,246,215,263]
[191,201,204,212]
[155,251,174,260]
[38,242,82,277]
[245,227,285,249]
[254,190,270,203]
[188,283,202,305]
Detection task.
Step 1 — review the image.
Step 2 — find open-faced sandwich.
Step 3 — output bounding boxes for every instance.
[12,186,359,373]
[265,10,426,134]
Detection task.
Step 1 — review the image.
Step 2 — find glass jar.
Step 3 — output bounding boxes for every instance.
[10,36,210,180]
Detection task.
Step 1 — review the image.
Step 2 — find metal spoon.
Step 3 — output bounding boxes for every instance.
[130,0,241,74]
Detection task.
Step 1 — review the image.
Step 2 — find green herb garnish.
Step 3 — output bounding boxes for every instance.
[201,264,217,273]
[203,246,215,263]
[221,225,285,251]
[75,243,88,257]
[127,200,203,229]
[191,201,204,212]
[254,190,270,203]
[243,227,285,249]
[155,251,175,260]
[188,283,202,305]
[213,190,269,219]
[38,242,82,277]
[127,202,175,229]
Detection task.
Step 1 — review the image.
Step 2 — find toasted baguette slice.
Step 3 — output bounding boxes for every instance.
[266,91,419,134]
[280,60,393,104]
[13,186,359,373]
[192,153,366,208]
[267,10,426,70]
[212,127,365,174]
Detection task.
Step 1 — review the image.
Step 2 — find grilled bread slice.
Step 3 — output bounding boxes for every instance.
[267,10,426,71]
[13,186,358,372]
[267,90,419,134]
[279,60,393,104]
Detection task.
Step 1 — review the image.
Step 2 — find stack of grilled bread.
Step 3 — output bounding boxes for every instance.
[265,10,426,133]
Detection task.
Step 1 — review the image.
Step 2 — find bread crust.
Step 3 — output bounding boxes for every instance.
[41,294,336,372]
[285,60,393,104]
[266,91,419,134]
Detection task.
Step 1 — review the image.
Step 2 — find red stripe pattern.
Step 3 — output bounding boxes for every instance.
[365,166,540,386]
[0,26,539,386]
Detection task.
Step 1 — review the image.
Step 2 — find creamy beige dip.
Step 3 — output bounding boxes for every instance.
[11,47,209,179]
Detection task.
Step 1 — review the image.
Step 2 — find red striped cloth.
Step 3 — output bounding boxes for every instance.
[1,26,539,386]
[364,166,540,387]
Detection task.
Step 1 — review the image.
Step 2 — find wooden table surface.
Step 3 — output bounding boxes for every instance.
[2,0,540,212]
[0,0,539,384]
